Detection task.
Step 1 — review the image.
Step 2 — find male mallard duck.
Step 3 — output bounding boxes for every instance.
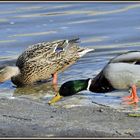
[49,51,140,105]
[0,38,94,87]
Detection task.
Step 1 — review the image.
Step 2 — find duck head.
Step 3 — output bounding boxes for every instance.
[0,66,20,83]
[48,78,91,105]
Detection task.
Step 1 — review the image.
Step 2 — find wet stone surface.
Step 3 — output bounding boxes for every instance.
[0,97,139,138]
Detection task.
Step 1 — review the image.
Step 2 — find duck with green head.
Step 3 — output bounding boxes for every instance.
[0,38,94,87]
[49,51,140,105]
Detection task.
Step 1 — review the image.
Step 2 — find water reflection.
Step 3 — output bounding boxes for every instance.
[13,81,56,101]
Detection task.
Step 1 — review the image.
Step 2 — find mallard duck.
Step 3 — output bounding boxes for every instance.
[49,51,140,105]
[0,38,94,87]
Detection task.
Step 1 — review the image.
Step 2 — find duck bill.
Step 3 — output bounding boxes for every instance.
[48,93,63,105]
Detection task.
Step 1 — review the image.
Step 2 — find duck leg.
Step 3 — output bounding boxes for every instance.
[52,72,58,85]
[122,89,134,100]
[49,73,60,104]
[52,72,59,93]
[123,85,139,104]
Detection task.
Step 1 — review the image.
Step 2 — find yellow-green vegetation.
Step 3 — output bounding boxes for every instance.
[128,113,140,117]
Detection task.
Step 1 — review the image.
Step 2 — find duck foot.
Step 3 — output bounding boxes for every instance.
[122,95,133,101]
[122,85,139,104]
[122,96,140,104]
[122,99,139,105]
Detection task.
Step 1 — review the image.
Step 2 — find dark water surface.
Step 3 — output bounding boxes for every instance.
[0,2,140,111]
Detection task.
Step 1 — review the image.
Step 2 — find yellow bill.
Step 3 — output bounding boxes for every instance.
[48,92,63,105]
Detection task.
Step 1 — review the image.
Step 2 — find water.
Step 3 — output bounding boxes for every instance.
[0,2,140,111]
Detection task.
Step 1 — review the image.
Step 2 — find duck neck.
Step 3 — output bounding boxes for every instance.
[72,78,91,93]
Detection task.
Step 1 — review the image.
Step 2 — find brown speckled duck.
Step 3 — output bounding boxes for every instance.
[0,38,94,87]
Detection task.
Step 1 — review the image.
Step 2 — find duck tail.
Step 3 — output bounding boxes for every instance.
[78,48,94,57]
[68,37,80,44]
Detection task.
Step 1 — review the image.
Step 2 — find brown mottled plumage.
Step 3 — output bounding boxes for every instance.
[0,38,94,87]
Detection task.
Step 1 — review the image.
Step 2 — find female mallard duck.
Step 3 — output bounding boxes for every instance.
[49,51,140,105]
[0,38,93,87]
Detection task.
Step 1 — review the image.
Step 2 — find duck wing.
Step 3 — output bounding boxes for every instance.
[52,38,80,53]
[109,51,140,64]
[16,38,80,69]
